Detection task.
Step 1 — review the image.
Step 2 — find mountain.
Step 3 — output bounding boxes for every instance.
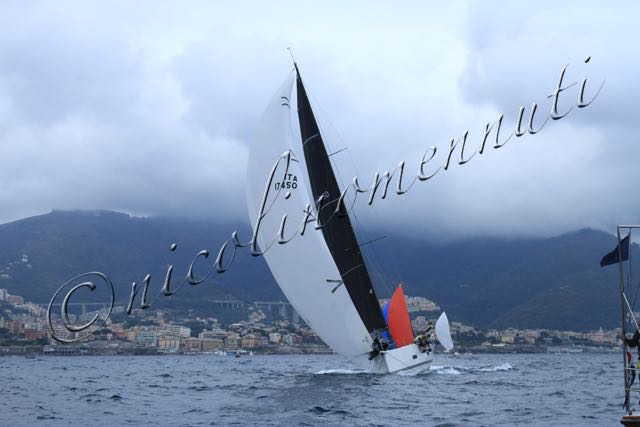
[0,210,281,306]
[0,210,633,331]
[373,229,637,331]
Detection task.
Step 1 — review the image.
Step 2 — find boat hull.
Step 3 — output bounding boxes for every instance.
[370,343,432,374]
[621,415,640,426]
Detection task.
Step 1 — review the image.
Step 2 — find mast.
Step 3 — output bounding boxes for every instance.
[619,226,630,414]
[294,65,387,333]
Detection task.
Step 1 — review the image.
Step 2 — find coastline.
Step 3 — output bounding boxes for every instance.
[0,343,619,357]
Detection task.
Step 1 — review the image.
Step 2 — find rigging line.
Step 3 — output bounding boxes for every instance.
[630,228,635,313]
[302,134,319,146]
[321,116,406,293]
[630,267,639,320]
[623,292,640,332]
[346,236,387,252]
[286,47,296,65]
[328,147,348,157]
[631,276,640,320]
[341,263,365,278]
[349,210,395,294]
[627,229,634,332]
[359,235,387,248]
[630,228,638,310]
[625,287,635,334]
[356,213,399,293]
[301,79,398,303]
[357,211,403,290]
[305,88,402,297]
[305,89,392,289]
[302,91,347,188]
[623,227,632,331]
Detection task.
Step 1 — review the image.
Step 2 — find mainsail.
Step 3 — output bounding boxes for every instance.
[246,71,383,355]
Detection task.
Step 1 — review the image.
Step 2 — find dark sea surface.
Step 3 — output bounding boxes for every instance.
[0,352,625,426]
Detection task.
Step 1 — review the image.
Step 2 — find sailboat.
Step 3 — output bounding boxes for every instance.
[246,62,453,374]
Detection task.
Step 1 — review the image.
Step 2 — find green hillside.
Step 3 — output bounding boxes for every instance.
[0,210,633,331]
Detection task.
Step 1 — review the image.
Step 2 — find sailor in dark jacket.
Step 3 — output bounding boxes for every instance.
[623,328,640,408]
[626,329,640,349]
[369,337,381,360]
[414,331,430,353]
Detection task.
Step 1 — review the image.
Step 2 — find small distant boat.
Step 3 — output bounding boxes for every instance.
[213,349,227,356]
[234,351,241,358]
[246,61,454,374]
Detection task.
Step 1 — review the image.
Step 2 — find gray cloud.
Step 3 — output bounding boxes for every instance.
[0,1,638,239]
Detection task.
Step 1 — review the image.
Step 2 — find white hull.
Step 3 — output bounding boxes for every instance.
[370,343,432,374]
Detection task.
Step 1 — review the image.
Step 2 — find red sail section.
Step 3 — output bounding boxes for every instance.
[387,285,414,347]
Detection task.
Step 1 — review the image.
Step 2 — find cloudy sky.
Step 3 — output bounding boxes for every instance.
[0,1,638,239]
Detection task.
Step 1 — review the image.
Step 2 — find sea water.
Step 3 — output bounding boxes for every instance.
[0,352,624,426]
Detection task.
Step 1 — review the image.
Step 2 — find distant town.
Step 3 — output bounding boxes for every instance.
[0,288,620,356]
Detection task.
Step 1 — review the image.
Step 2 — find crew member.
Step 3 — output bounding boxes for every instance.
[625,329,640,349]
[414,331,429,353]
[369,337,381,360]
[622,328,640,409]
[425,320,434,351]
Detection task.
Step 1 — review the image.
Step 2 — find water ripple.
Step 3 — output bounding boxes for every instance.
[0,353,625,426]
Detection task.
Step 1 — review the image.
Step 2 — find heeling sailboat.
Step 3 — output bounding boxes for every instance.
[246,64,437,373]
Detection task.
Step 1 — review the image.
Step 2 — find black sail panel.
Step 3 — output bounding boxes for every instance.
[295,68,387,333]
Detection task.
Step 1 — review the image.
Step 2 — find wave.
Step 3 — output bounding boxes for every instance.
[314,368,367,375]
[478,363,513,372]
[430,363,513,375]
[313,362,512,376]
[431,365,461,375]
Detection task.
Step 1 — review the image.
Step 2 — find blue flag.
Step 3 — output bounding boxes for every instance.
[600,234,630,267]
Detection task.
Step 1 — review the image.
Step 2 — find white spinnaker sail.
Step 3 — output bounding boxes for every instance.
[435,312,454,352]
[246,73,372,355]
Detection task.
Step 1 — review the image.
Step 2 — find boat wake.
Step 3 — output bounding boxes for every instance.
[315,368,368,375]
[430,363,514,375]
[431,365,462,375]
[315,362,513,376]
[478,362,513,372]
